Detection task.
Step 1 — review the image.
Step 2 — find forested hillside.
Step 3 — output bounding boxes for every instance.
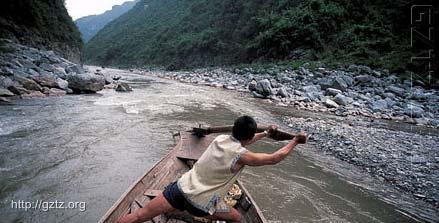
[84,0,424,75]
[75,0,138,43]
[0,0,82,62]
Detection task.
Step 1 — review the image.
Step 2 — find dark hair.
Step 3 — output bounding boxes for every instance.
[232,115,257,141]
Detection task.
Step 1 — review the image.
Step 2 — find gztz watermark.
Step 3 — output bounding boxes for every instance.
[410,4,436,85]
[11,199,86,212]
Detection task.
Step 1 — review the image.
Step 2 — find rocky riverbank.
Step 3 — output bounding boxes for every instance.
[149,66,439,127]
[145,66,439,218]
[0,39,105,103]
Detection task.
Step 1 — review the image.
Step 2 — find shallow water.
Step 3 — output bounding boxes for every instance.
[0,69,422,222]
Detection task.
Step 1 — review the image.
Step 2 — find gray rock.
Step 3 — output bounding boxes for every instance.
[53,67,67,79]
[13,75,42,92]
[324,98,339,108]
[0,96,11,103]
[252,91,265,99]
[48,88,67,96]
[255,79,272,97]
[277,88,289,98]
[248,80,257,91]
[32,74,58,88]
[0,88,15,97]
[354,75,373,85]
[270,79,280,88]
[387,85,405,97]
[404,104,425,118]
[319,76,348,91]
[326,88,342,96]
[66,73,105,93]
[39,63,55,72]
[115,83,133,92]
[65,64,85,74]
[334,93,351,106]
[56,78,69,90]
[370,99,388,111]
[303,85,321,93]
[0,76,16,88]
[8,85,30,95]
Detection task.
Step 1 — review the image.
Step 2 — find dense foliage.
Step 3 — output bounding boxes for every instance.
[75,0,138,43]
[85,0,426,75]
[0,0,82,61]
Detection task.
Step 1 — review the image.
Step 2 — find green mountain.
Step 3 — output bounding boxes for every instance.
[84,0,416,73]
[75,0,138,43]
[0,0,82,62]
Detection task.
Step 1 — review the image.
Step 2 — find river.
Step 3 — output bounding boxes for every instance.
[0,68,426,222]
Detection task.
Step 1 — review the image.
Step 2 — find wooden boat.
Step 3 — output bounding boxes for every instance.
[99,126,295,223]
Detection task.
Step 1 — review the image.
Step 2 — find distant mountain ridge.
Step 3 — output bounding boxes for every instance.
[75,0,138,43]
[84,0,430,77]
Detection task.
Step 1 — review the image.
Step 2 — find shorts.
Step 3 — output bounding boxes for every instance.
[163,181,209,217]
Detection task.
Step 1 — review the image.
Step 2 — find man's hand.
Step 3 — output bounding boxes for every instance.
[293,132,307,144]
[266,125,278,137]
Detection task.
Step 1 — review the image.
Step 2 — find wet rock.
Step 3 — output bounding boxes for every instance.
[115,83,133,92]
[7,85,30,95]
[0,96,11,103]
[48,88,67,96]
[255,79,272,97]
[66,73,105,93]
[0,88,15,96]
[21,91,45,98]
[13,76,42,92]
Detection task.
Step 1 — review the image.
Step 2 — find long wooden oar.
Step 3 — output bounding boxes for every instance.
[190,125,296,141]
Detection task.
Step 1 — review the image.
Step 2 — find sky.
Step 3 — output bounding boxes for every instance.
[65,0,135,20]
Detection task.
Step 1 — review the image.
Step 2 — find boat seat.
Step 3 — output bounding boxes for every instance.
[144,189,163,198]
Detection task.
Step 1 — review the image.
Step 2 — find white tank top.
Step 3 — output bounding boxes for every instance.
[177,135,247,214]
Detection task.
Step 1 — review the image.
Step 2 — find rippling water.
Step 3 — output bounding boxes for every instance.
[0,69,420,222]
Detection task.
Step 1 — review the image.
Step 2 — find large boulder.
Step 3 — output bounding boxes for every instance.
[66,73,105,93]
[0,88,15,97]
[13,76,42,92]
[115,83,132,92]
[248,80,257,91]
[333,93,351,106]
[370,99,388,112]
[255,79,272,97]
[319,76,348,91]
[404,104,425,118]
[65,64,85,74]
[324,98,339,108]
[32,74,58,88]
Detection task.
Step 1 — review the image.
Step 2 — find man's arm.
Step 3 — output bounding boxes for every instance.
[238,132,307,166]
[246,125,277,145]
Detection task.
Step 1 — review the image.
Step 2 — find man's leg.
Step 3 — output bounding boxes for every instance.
[117,192,175,223]
[207,207,242,223]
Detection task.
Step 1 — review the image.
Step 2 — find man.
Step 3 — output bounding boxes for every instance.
[118,115,307,223]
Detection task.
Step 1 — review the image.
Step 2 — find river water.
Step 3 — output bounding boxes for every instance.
[0,69,421,222]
